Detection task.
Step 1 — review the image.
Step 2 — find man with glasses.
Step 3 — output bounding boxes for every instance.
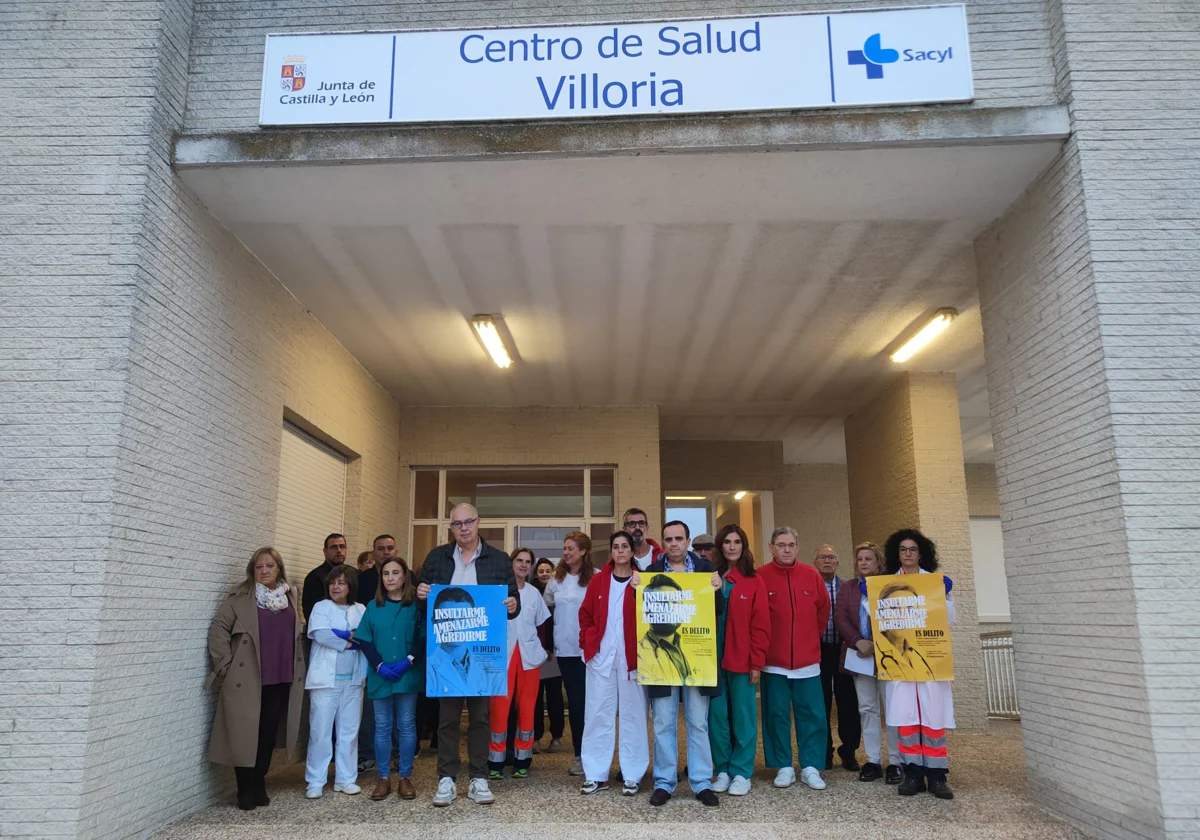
[417,503,520,808]
[812,545,862,773]
[622,508,662,572]
[757,527,831,792]
[302,533,349,622]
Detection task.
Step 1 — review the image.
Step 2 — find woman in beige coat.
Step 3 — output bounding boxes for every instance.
[207,547,307,810]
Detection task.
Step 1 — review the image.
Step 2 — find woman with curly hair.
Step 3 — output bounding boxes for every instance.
[882,529,956,800]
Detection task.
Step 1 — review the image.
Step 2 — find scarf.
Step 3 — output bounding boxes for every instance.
[255,581,291,613]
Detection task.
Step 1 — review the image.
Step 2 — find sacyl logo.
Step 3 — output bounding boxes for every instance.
[848,34,954,79]
[847,34,898,79]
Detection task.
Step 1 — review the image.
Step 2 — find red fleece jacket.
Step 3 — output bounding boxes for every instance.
[720,569,770,673]
[578,561,638,670]
[758,560,830,671]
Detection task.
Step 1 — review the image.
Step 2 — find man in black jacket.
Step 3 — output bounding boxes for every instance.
[418,503,519,808]
[302,533,348,622]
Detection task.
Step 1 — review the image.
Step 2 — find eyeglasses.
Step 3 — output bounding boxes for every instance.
[450,518,478,529]
[816,554,838,561]
[899,546,920,554]
[774,542,798,551]
[624,520,648,529]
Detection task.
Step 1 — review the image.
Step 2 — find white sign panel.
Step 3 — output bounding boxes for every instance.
[261,5,972,126]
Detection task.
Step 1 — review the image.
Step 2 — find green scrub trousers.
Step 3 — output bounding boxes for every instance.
[708,669,759,779]
[760,672,825,771]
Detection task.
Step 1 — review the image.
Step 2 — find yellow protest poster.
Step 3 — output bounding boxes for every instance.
[866,573,954,682]
[635,572,717,687]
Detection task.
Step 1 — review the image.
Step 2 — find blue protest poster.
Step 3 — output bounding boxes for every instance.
[425,584,508,697]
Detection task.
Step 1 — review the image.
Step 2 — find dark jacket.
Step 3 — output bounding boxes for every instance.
[357,566,378,605]
[302,560,342,622]
[643,551,724,698]
[834,576,868,676]
[419,538,521,618]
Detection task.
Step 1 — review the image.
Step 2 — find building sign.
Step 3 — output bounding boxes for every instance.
[260,5,972,126]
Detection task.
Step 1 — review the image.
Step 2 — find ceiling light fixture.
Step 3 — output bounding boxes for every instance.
[665,495,707,501]
[734,491,748,501]
[471,314,520,370]
[890,309,958,364]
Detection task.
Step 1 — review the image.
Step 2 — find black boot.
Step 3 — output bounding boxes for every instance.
[253,772,270,807]
[926,769,953,800]
[897,764,926,796]
[234,768,257,811]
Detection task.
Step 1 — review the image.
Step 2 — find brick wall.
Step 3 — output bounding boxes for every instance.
[975,2,1200,836]
[845,373,986,729]
[396,406,660,556]
[965,464,1001,517]
[776,464,854,570]
[182,0,1056,135]
[660,440,782,492]
[0,2,400,838]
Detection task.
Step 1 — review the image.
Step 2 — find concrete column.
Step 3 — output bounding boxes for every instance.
[974,3,1200,839]
[844,372,986,729]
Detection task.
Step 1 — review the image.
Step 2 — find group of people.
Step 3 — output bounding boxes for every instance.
[206,503,957,812]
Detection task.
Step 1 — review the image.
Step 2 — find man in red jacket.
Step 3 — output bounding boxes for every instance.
[757,526,831,792]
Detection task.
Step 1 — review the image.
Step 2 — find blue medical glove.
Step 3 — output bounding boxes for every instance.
[391,656,413,678]
[331,627,352,641]
[943,575,953,594]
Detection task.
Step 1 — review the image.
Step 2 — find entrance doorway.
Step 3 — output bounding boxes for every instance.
[663,490,774,564]
[409,467,617,567]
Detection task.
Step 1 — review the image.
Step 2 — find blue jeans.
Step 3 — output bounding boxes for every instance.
[374,693,418,779]
[651,687,713,794]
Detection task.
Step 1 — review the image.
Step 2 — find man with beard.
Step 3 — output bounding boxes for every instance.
[622,507,662,572]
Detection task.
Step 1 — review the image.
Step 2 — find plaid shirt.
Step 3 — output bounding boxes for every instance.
[822,575,841,645]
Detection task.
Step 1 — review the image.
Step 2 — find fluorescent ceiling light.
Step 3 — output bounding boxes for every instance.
[890,309,958,364]
[471,314,519,369]
[665,495,707,501]
[734,491,748,500]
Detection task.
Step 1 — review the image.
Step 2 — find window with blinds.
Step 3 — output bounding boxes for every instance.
[273,422,347,581]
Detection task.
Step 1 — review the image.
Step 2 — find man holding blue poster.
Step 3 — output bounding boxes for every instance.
[418,504,519,808]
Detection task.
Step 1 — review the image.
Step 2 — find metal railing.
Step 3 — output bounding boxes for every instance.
[981,631,1020,719]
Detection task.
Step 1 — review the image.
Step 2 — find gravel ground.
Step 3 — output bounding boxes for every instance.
[153,720,1090,840]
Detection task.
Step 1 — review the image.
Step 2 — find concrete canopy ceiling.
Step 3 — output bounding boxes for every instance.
[179,143,1060,463]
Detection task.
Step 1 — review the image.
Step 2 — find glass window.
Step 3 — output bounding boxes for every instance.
[413,470,439,520]
[589,522,614,568]
[445,468,585,518]
[590,469,614,518]
[411,525,440,571]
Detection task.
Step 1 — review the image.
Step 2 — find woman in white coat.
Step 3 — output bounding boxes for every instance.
[882,529,956,800]
[304,564,368,798]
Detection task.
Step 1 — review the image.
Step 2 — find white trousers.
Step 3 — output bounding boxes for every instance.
[305,680,363,787]
[581,664,649,784]
[853,673,901,766]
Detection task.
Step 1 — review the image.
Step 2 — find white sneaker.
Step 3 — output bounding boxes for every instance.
[801,766,827,790]
[333,782,361,795]
[468,777,495,804]
[432,776,457,807]
[728,775,751,796]
[773,766,796,788]
[305,786,323,799]
[711,772,731,793]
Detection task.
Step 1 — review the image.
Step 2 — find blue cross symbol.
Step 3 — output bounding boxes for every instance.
[848,34,900,79]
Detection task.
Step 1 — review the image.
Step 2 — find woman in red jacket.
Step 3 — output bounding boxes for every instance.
[707,524,769,797]
[757,526,831,792]
[576,531,648,796]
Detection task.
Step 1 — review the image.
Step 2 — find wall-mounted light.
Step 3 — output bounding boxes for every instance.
[734,491,748,501]
[665,495,707,501]
[890,309,957,364]
[471,314,520,369]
